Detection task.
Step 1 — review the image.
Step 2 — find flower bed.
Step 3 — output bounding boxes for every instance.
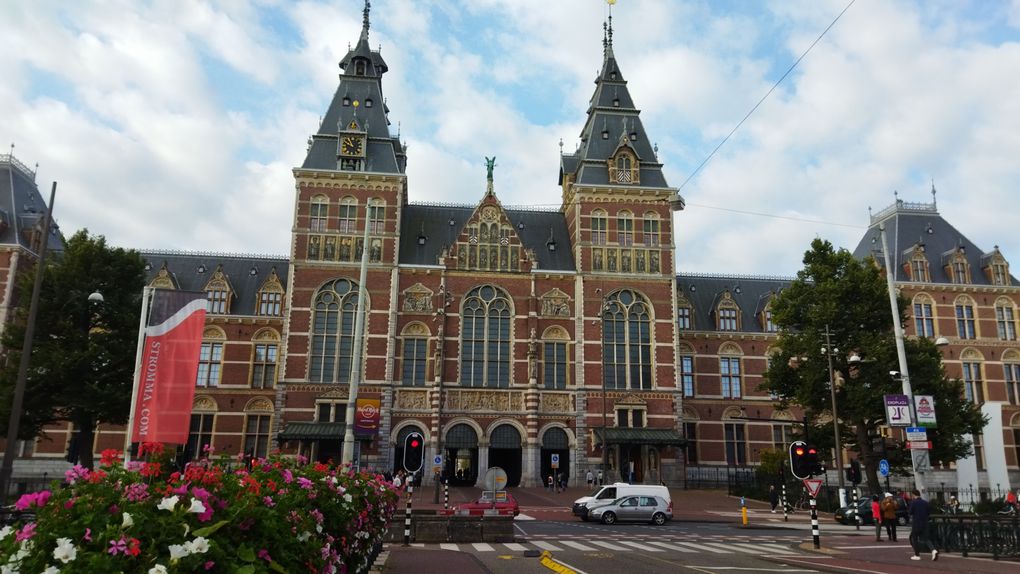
[0,446,399,573]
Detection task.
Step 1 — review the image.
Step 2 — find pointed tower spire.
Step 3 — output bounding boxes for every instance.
[361,0,371,42]
[607,0,614,50]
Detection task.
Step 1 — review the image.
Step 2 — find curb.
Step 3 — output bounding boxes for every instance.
[366,547,390,574]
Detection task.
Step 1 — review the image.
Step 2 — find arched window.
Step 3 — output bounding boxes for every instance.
[995,297,1017,341]
[717,299,739,331]
[256,268,285,317]
[461,286,512,388]
[909,247,930,282]
[242,398,273,459]
[912,294,935,338]
[542,326,569,389]
[401,323,430,387]
[337,196,358,234]
[1003,350,1020,406]
[368,199,385,234]
[187,396,217,461]
[955,296,977,339]
[197,327,226,388]
[602,289,652,390]
[642,212,659,247]
[204,266,232,315]
[591,209,607,245]
[949,250,971,284]
[310,195,329,232]
[961,349,984,404]
[617,211,634,246]
[678,343,695,397]
[719,343,743,399]
[309,278,362,383]
[250,329,280,389]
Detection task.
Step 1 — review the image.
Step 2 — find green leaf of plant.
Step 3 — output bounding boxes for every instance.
[270,561,288,573]
[238,545,256,562]
[192,519,230,538]
[236,566,256,574]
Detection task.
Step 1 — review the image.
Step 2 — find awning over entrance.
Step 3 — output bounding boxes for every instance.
[594,427,687,446]
[278,422,373,441]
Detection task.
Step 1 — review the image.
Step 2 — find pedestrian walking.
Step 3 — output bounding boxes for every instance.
[586,470,594,488]
[547,475,554,491]
[871,495,883,541]
[558,471,566,491]
[908,489,938,561]
[881,493,898,542]
[768,484,779,513]
[597,469,604,486]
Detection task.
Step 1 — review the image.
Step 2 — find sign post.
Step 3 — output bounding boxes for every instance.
[551,453,560,469]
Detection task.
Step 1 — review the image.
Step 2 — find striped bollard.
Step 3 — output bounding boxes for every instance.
[810,495,820,549]
[851,486,860,530]
[781,482,788,522]
[443,480,449,510]
[403,484,413,546]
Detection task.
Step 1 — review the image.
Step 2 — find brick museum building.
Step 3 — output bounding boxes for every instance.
[2,3,1019,491]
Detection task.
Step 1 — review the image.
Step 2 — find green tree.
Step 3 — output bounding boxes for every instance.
[0,230,146,468]
[761,238,986,494]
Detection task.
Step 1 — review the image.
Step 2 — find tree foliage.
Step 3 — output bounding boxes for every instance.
[761,238,987,493]
[0,230,146,467]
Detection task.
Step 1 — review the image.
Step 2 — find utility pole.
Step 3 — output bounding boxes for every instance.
[341,203,373,466]
[823,325,845,493]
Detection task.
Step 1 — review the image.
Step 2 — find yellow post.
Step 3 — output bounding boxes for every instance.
[741,496,748,526]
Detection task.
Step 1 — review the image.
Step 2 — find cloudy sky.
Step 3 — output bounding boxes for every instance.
[3,0,1019,276]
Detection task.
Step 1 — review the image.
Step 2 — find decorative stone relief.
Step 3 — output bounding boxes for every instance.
[395,390,429,410]
[540,393,571,412]
[540,288,571,317]
[445,390,524,413]
[402,283,434,313]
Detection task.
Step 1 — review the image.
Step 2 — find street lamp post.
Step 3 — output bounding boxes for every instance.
[822,325,845,495]
[341,204,374,467]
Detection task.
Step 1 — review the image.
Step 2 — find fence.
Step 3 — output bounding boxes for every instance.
[2,475,54,504]
[931,514,1020,560]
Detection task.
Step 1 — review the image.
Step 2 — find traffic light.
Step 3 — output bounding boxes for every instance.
[845,459,861,484]
[402,432,425,474]
[789,441,824,479]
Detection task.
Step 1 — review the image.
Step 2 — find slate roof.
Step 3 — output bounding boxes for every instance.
[398,203,575,271]
[850,198,1018,285]
[0,154,65,253]
[139,250,290,316]
[559,38,671,190]
[676,274,793,333]
[300,2,405,174]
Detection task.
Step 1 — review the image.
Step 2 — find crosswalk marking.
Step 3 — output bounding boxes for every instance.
[616,540,663,552]
[676,542,730,554]
[560,541,597,551]
[472,543,495,552]
[503,543,528,551]
[440,543,458,551]
[589,540,630,551]
[646,540,695,552]
[532,541,563,551]
[704,542,762,554]
[753,543,800,554]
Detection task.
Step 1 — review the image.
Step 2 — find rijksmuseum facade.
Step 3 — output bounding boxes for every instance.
[3,3,1020,490]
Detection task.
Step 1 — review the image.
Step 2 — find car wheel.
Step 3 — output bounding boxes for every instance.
[652,512,667,526]
[601,512,617,525]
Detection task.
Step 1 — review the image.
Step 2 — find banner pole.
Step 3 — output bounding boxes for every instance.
[123,286,153,465]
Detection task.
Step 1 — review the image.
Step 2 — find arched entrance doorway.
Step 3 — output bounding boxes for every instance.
[539,427,570,486]
[445,424,478,486]
[394,425,426,475]
[488,424,522,487]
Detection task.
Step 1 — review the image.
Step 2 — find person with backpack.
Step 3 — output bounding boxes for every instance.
[881,493,898,542]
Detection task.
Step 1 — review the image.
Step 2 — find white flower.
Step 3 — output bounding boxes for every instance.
[42,567,59,574]
[296,531,312,542]
[187,498,206,514]
[157,495,179,512]
[149,566,169,574]
[315,524,323,533]
[168,544,190,560]
[122,512,134,528]
[184,537,210,554]
[0,526,11,540]
[343,494,352,503]
[0,565,16,574]
[52,537,77,564]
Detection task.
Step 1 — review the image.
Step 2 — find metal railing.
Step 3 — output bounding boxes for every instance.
[931,514,1020,560]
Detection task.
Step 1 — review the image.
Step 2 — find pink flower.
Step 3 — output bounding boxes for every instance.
[297,477,313,490]
[15,523,36,542]
[84,528,92,542]
[108,537,128,555]
[263,496,275,507]
[204,561,216,570]
[282,469,294,483]
[258,548,272,562]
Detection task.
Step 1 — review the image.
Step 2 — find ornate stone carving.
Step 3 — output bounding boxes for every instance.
[402,283,434,313]
[445,390,524,412]
[540,288,571,317]
[509,392,524,412]
[540,393,571,412]
[395,390,429,410]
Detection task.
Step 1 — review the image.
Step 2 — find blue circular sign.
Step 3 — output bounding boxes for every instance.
[879,459,890,477]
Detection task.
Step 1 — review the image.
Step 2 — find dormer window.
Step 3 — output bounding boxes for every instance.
[365,98,373,108]
[948,251,971,284]
[615,156,632,182]
[356,61,366,75]
[986,250,1011,286]
[608,150,639,184]
[908,247,930,282]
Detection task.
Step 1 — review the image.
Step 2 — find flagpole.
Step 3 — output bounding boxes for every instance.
[123,286,153,465]
[341,204,373,466]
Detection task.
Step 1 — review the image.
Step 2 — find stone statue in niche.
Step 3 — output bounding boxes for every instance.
[527,335,538,381]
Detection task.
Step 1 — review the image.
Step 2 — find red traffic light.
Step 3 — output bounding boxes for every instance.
[410,439,420,448]
[807,448,817,455]
[795,447,805,456]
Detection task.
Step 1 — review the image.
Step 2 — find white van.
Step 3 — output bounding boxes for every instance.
[572,483,671,520]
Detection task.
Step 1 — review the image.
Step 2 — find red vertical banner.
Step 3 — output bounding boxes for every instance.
[354,398,380,435]
[131,290,207,444]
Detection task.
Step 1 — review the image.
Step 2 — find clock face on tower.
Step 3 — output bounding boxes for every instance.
[340,136,365,157]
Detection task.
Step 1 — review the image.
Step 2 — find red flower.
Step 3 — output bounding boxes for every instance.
[100,449,122,467]
[140,462,162,478]
[138,442,165,457]
[128,537,142,557]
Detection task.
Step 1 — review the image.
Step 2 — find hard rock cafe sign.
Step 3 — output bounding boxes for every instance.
[355,398,380,435]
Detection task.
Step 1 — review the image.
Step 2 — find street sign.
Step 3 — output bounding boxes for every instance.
[911,450,931,472]
[879,459,890,477]
[551,453,560,469]
[803,478,823,498]
[884,394,912,427]
[905,427,928,442]
[431,454,443,474]
[914,395,937,427]
[907,441,932,450]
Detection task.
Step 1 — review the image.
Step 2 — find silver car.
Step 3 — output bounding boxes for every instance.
[588,495,673,525]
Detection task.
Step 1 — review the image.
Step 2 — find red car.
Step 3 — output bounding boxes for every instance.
[456,491,519,516]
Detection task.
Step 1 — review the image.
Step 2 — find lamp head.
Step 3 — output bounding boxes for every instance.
[934,337,950,347]
[88,291,104,304]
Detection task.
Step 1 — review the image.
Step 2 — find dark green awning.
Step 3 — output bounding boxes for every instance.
[594,427,687,446]
[278,422,373,441]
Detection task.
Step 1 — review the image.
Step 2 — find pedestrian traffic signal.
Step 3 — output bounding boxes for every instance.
[789,441,824,479]
[402,432,425,473]
[845,458,861,484]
